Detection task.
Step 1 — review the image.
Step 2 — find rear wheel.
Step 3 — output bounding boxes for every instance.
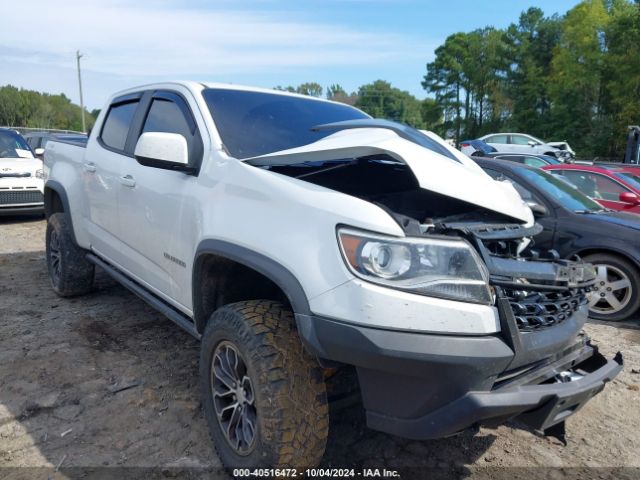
[584,253,640,321]
[200,300,329,471]
[46,213,94,297]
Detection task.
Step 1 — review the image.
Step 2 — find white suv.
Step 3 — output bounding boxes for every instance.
[43,82,620,470]
[0,128,45,215]
[480,133,575,160]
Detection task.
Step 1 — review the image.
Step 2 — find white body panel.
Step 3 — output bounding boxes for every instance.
[46,81,540,335]
[0,156,44,211]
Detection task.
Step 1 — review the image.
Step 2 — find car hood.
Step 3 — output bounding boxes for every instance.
[0,158,42,176]
[546,141,575,154]
[244,128,533,224]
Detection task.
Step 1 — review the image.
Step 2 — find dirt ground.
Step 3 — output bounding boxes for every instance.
[1,216,639,479]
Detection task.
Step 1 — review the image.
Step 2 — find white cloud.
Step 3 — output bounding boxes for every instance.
[1,0,423,76]
[0,0,437,108]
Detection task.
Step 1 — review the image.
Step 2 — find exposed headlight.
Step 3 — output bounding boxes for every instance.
[338,227,492,304]
[35,169,45,179]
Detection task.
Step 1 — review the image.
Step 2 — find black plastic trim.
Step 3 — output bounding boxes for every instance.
[295,312,620,439]
[193,240,311,333]
[86,253,200,339]
[43,181,76,243]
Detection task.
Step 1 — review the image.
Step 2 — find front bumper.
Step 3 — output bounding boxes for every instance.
[0,204,44,216]
[296,307,622,439]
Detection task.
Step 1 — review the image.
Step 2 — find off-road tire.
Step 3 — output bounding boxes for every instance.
[584,253,640,322]
[46,213,95,297]
[200,300,329,471]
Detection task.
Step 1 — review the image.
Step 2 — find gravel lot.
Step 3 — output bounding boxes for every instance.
[1,216,639,479]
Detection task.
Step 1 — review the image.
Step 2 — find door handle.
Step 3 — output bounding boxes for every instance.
[84,162,96,173]
[119,175,136,188]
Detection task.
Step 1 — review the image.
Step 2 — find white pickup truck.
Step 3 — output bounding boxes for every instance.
[43,82,622,470]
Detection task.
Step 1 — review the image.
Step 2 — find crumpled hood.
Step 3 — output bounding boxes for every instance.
[245,128,533,224]
[0,158,42,176]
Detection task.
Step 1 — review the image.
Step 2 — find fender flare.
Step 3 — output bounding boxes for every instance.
[44,180,78,244]
[192,239,311,333]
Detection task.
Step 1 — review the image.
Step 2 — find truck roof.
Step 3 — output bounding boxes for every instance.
[108,80,345,106]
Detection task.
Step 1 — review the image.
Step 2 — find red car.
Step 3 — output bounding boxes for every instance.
[543,164,640,214]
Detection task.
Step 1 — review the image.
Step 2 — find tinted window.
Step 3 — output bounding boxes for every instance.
[0,130,33,159]
[142,99,192,140]
[484,168,539,202]
[202,89,368,159]
[516,168,603,212]
[496,155,524,163]
[615,172,640,190]
[560,171,629,201]
[511,135,536,145]
[486,134,509,144]
[540,155,561,165]
[101,101,139,151]
[522,156,547,168]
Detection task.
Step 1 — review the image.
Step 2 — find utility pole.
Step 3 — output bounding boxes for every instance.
[76,50,86,133]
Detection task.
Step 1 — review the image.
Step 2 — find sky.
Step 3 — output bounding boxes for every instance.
[1,0,582,110]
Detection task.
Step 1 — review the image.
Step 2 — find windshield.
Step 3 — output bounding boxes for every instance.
[518,168,604,212]
[202,88,369,159]
[541,155,561,165]
[0,130,33,159]
[614,171,640,191]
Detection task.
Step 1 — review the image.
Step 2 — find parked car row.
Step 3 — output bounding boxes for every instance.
[544,164,640,214]
[460,133,575,160]
[475,157,640,322]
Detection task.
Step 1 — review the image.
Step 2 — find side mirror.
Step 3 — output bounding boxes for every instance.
[134,132,194,173]
[619,192,640,206]
[527,141,536,147]
[34,148,45,157]
[526,200,548,217]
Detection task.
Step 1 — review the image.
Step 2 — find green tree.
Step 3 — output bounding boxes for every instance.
[601,0,640,155]
[548,0,609,155]
[504,8,562,138]
[326,84,358,105]
[355,80,425,128]
[423,32,467,142]
[296,82,323,97]
[421,98,443,131]
[0,85,95,131]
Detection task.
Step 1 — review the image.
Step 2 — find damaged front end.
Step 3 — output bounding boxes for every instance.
[248,123,622,438]
[412,218,622,438]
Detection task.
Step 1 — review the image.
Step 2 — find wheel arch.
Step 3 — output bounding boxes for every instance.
[44,180,70,219]
[572,247,640,271]
[192,239,311,334]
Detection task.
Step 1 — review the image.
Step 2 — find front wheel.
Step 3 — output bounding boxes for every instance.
[200,300,329,470]
[584,253,640,322]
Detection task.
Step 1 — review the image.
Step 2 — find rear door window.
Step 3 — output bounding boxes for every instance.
[560,170,629,201]
[101,101,139,151]
[511,135,535,145]
[486,135,509,144]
